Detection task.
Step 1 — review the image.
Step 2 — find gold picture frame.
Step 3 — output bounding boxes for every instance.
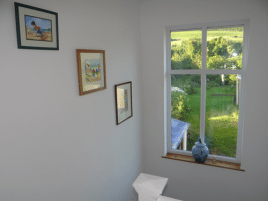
[76,49,106,95]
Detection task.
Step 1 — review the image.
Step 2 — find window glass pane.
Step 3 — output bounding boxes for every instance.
[171,29,202,70]
[171,74,201,151]
[205,74,241,158]
[207,25,244,70]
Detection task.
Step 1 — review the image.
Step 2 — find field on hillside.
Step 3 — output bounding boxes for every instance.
[171,29,243,47]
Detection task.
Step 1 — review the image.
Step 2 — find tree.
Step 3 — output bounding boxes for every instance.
[171,34,243,87]
[207,36,228,58]
[171,38,201,70]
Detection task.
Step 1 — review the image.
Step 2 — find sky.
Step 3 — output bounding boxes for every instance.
[25,15,51,29]
[86,59,100,67]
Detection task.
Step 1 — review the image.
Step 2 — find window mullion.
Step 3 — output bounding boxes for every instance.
[200,73,206,142]
[200,26,207,142]
[202,26,207,71]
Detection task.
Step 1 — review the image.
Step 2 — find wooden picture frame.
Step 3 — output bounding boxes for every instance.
[76,49,107,95]
[14,2,59,50]
[115,82,133,125]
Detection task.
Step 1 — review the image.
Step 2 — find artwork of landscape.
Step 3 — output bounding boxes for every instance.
[24,15,52,42]
[171,25,244,158]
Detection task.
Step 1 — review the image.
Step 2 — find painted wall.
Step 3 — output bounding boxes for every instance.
[140,0,268,201]
[0,0,142,200]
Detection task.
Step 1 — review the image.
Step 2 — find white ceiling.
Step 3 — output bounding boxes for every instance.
[139,0,156,3]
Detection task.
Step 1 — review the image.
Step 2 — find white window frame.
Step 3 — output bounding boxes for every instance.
[164,20,249,163]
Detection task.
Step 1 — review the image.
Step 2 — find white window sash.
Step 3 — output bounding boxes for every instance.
[165,20,249,163]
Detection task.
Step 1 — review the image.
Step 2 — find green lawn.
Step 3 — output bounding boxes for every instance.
[178,86,239,158]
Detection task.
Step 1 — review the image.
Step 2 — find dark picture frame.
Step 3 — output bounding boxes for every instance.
[14,2,59,50]
[76,49,107,96]
[115,82,133,125]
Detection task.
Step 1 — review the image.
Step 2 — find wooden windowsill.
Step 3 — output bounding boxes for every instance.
[162,153,245,172]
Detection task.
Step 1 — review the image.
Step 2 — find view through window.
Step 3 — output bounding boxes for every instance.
[169,23,246,160]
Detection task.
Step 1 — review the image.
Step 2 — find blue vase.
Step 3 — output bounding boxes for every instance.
[192,138,209,163]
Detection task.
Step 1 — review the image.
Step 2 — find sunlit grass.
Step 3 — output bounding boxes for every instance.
[206,107,239,158]
[176,86,239,157]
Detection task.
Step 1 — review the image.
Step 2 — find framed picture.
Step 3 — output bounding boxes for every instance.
[115,82,133,125]
[14,2,59,50]
[76,49,107,95]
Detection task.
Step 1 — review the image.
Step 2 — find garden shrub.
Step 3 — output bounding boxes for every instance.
[191,74,201,86]
[184,85,197,95]
[207,37,228,58]
[206,74,222,88]
[229,42,243,55]
[225,74,237,86]
[171,38,201,70]
[207,55,225,69]
[171,53,199,70]
[171,91,190,120]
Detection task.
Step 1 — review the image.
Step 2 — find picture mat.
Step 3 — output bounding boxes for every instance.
[19,7,57,48]
[80,53,105,92]
[117,83,132,124]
